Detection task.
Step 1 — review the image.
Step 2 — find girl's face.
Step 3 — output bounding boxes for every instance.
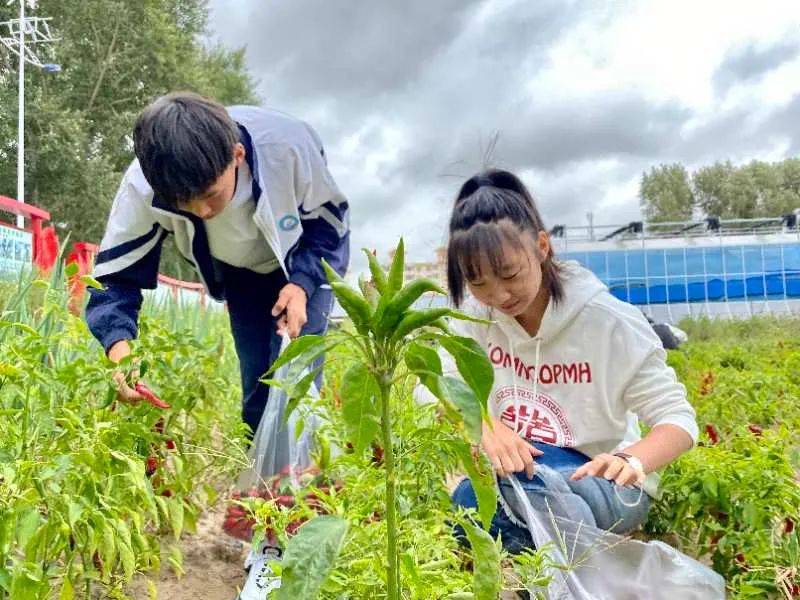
[465,230,550,318]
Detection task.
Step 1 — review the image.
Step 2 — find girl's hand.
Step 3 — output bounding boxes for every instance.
[481,417,543,479]
[570,453,645,487]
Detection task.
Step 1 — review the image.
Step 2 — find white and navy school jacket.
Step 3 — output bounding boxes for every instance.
[85,105,350,352]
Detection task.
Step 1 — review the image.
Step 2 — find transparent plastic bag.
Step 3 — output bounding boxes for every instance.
[505,465,727,600]
[237,335,320,491]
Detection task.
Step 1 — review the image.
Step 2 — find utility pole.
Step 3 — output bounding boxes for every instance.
[0,0,60,228]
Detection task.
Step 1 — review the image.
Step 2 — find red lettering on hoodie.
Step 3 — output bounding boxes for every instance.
[579,362,592,383]
[490,346,504,364]
[564,363,578,382]
[487,343,591,385]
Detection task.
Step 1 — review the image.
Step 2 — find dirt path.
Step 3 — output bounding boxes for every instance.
[127,504,250,600]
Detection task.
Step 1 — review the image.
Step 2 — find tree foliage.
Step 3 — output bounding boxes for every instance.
[639,163,694,223]
[641,158,800,222]
[0,0,257,277]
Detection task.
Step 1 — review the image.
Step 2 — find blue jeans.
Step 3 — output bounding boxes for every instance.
[222,264,333,435]
[452,442,651,554]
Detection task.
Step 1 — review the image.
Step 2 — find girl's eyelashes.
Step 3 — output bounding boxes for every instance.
[501,269,521,281]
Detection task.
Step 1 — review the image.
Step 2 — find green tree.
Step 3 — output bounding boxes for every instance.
[692,161,736,218]
[0,0,257,277]
[639,163,695,222]
[771,158,800,216]
[692,160,799,220]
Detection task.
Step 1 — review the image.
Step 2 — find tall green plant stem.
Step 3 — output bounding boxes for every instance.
[378,368,399,600]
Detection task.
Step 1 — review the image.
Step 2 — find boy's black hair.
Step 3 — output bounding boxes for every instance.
[447,169,564,307]
[133,92,240,209]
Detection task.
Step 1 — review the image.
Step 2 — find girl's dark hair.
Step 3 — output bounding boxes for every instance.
[133,92,240,208]
[447,169,564,307]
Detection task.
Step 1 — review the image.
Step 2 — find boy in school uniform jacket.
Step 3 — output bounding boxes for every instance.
[85,92,349,435]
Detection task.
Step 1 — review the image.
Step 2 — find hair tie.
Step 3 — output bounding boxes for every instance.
[475,174,494,189]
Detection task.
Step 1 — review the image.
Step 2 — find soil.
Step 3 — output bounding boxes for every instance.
[126,503,250,600]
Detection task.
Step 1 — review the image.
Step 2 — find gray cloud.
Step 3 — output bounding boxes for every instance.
[208,0,800,268]
[211,0,481,103]
[713,38,800,96]
[489,94,692,171]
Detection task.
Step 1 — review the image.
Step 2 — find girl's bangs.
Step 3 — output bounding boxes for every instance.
[451,221,526,281]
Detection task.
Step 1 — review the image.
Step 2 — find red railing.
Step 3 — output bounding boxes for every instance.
[0,194,51,263]
[0,195,207,306]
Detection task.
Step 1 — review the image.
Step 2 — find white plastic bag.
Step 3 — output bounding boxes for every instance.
[237,335,320,491]
[505,465,727,600]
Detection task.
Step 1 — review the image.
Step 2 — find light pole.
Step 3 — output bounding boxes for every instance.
[0,0,59,228]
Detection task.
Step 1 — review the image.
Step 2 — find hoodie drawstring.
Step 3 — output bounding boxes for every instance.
[513,336,542,436]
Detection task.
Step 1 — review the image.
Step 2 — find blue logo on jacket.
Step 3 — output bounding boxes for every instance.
[278,215,300,231]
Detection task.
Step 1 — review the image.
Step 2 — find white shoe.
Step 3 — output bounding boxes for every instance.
[237,542,282,600]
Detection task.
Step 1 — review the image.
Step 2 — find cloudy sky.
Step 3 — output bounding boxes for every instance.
[208,0,800,274]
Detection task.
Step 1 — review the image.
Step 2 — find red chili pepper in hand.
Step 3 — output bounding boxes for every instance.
[134,382,171,409]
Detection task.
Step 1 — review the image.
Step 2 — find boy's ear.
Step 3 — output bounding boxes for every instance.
[233,142,246,167]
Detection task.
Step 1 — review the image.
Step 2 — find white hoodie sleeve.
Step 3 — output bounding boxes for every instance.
[622,346,699,444]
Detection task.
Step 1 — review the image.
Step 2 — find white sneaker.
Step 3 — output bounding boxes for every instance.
[237,542,282,600]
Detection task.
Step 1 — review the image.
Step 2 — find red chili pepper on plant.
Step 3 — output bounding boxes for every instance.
[785,517,795,534]
[145,455,159,477]
[705,424,719,445]
[734,553,749,571]
[371,443,385,465]
[747,424,763,437]
[286,517,308,536]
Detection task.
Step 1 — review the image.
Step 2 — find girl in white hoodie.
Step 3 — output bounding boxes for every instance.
[447,169,698,552]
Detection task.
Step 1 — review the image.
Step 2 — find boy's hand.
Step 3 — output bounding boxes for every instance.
[481,416,543,479]
[112,370,146,403]
[108,340,146,403]
[272,283,308,338]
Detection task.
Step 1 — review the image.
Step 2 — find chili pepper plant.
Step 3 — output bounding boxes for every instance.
[259,240,516,599]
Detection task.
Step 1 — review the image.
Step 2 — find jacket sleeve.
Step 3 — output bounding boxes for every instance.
[286,123,350,299]
[85,162,168,353]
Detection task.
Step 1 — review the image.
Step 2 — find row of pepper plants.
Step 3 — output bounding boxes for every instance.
[647,317,800,599]
[0,263,247,599]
